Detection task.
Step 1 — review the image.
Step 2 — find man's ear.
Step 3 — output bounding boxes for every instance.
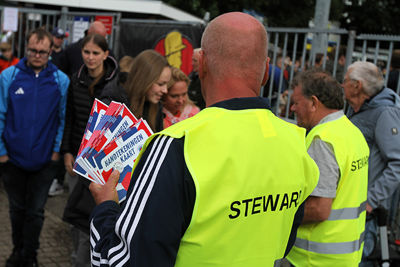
[355,80,363,93]
[310,95,320,111]
[198,49,206,79]
[261,57,270,86]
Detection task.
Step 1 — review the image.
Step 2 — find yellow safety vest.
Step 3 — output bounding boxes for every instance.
[136,106,319,266]
[287,115,369,267]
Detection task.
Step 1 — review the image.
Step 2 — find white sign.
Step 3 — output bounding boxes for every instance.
[72,16,90,43]
[3,7,18,32]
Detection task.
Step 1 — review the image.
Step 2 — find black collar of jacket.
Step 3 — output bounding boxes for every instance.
[210,97,271,111]
[77,56,119,84]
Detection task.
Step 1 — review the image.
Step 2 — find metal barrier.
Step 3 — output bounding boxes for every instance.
[355,34,400,94]
[0,6,120,58]
[0,6,59,58]
[262,27,400,118]
[263,27,350,119]
[1,5,400,115]
[58,7,121,53]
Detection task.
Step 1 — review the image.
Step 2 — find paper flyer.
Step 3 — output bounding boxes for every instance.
[93,120,153,201]
[77,99,108,156]
[73,99,153,202]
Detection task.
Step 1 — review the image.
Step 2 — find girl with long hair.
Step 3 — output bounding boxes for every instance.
[101,49,170,132]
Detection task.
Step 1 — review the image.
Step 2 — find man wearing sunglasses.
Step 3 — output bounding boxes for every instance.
[0,28,69,267]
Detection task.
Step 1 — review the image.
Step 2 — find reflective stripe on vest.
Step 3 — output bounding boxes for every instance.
[294,231,365,254]
[328,201,367,221]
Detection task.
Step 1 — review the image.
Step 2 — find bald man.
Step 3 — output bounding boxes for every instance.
[59,21,109,76]
[88,21,107,37]
[89,12,318,267]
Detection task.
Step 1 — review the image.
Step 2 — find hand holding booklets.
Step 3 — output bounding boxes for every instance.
[73,99,153,202]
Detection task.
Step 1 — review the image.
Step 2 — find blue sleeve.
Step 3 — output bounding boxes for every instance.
[0,67,17,156]
[90,135,195,267]
[53,70,70,152]
[368,107,400,209]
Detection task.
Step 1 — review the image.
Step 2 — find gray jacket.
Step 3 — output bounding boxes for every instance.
[347,88,400,210]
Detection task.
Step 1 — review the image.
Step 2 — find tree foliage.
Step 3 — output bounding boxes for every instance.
[340,0,400,35]
[163,0,400,35]
[164,0,317,27]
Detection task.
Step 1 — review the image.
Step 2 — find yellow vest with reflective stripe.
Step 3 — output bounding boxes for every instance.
[287,115,369,267]
[136,107,319,267]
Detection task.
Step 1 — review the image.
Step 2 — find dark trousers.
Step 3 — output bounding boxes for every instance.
[54,156,66,184]
[2,160,57,258]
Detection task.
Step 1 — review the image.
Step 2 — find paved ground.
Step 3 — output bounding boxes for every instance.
[0,179,73,266]
[0,179,292,267]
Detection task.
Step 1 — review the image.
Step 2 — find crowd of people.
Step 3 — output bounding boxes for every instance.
[0,11,400,267]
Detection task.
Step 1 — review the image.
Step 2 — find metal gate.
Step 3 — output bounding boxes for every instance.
[263,27,350,119]
[263,26,400,119]
[57,7,121,53]
[0,6,120,58]
[0,6,59,58]
[1,5,400,119]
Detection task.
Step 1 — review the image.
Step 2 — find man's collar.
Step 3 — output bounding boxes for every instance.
[210,97,271,110]
[317,110,344,125]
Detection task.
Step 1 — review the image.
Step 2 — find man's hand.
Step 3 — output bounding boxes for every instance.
[51,152,60,161]
[0,154,9,163]
[303,196,333,224]
[366,203,373,215]
[89,170,120,205]
[64,153,76,176]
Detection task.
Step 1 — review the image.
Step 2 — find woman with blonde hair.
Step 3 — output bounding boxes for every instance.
[162,67,200,128]
[101,49,170,132]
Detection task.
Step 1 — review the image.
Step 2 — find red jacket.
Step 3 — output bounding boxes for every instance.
[0,56,19,73]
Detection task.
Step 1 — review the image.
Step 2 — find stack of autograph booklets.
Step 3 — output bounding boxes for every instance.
[73,99,153,202]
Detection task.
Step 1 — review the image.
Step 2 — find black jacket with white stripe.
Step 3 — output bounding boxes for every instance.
[89,97,303,266]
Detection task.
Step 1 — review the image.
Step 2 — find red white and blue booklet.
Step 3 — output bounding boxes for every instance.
[73,99,153,202]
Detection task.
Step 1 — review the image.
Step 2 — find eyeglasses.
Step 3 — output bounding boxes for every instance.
[27,48,50,57]
[0,49,9,52]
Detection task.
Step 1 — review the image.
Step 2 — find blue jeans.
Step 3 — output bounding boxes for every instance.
[360,218,378,267]
[2,160,57,259]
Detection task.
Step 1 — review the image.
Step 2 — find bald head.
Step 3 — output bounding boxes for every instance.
[88,21,107,37]
[199,12,269,105]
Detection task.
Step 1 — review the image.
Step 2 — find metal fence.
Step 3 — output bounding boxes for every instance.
[0,6,59,58]
[1,5,400,119]
[0,6,120,58]
[263,27,400,119]
[57,7,121,53]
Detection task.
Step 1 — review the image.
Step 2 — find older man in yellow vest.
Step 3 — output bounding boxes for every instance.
[287,69,369,266]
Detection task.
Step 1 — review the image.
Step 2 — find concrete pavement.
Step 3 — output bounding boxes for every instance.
[0,179,293,267]
[0,180,73,266]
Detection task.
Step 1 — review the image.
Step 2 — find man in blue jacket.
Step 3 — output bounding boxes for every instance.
[0,28,69,267]
[344,61,400,266]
